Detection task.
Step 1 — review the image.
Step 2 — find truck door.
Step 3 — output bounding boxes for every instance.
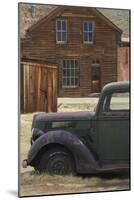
[97,91,129,163]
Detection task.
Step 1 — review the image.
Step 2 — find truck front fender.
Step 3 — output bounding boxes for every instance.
[27,130,98,173]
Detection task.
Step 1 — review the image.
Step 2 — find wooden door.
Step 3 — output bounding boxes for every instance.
[91,66,101,93]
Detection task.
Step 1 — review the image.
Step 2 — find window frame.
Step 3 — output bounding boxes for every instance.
[102,91,129,116]
[62,59,80,88]
[109,92,129,111]
[83,20,94,44]
[56,19,67,44]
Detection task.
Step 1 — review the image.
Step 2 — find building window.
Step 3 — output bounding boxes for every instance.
[92,59,100,66]
[83,21,94,43]
[56,19,67,43]
[62,59,79,88]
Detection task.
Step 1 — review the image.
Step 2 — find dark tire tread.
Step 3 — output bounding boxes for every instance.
[34,147,75,175]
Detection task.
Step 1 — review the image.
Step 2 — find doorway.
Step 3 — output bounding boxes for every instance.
[91,59,101,93]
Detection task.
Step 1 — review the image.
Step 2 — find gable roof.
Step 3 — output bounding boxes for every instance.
[20,4,130,38]
[26,6,122,34]
[19,4,57,38]
[98,8,130,38]
[27,6,61,32]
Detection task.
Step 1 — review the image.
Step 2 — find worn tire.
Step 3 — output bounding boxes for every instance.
[35,147,75,175]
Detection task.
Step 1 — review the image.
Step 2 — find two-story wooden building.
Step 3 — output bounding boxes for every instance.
[21,5,122,97]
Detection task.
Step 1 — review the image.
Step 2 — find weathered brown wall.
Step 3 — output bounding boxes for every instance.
[21,7,120,97]
[21,60,57,113]
[117,47,130,81]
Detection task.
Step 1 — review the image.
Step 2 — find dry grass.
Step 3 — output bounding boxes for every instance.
[20,170,129,196]
[19,103,130,197]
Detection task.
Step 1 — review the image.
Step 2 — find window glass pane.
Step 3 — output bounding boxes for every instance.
[66,60,70,68]
[71,68,74,76]
[88,22,93,31]
[110,92,129,110]
[62,21,66,31]
[92,59,95,64]
[75,67,79,76]
[96,59,100,64]
[71,60,74,68]
[63,60,66,68]
[71,78,74,85]
[57,32,61,41]
[62,77,66,85]
[84,32,88,41]
[88,32,93,41]
[67,78,70,85]
[75,77,79,86]
[62,32,66,42]
[84,21,93,31]
[75,60,78,68]
[57,20,61,30]
[67,68,70,76]
[84,22,88,31]
[63,69,66,76]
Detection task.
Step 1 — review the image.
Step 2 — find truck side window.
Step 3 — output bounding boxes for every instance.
[102,91,129,117]
[110,92,129,111]
[102,95,111,112]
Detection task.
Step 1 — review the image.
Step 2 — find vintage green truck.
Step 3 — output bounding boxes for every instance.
[23,81,130,175]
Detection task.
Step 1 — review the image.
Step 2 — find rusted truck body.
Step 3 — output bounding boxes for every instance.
[23,81,130,175]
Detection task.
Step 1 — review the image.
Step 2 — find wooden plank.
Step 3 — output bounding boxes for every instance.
[20,64,24,113]
[43,68,49,112]
[24,64,29,113]
[53,68,57,112]
[34,64,38,111]
[23,64,26,112]
[40,68,45,111]
[47,68,52,112]
[28,64,32,112]
[36,64,41,111]
[61,13,96,18]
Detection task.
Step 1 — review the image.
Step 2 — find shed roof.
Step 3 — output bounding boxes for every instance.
[21,57,58,66]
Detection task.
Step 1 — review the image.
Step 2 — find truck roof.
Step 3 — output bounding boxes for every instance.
[102,81,129,93]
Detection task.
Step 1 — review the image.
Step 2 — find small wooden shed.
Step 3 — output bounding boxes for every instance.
[20,58,57,113]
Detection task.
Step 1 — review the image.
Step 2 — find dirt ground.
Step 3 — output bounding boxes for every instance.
[19,100,130,197]
[20,170,129,197]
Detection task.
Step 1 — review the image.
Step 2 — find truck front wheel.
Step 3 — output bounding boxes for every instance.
[35,147,75,175]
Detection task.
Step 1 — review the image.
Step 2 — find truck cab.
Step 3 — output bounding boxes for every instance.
[23,81,130,175]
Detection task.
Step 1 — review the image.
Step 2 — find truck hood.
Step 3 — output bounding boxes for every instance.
[34,111,95,122]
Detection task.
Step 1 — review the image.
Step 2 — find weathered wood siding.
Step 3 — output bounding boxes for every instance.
[117,47,130,81]
[21,7,120,97]
[21,61,57,113]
